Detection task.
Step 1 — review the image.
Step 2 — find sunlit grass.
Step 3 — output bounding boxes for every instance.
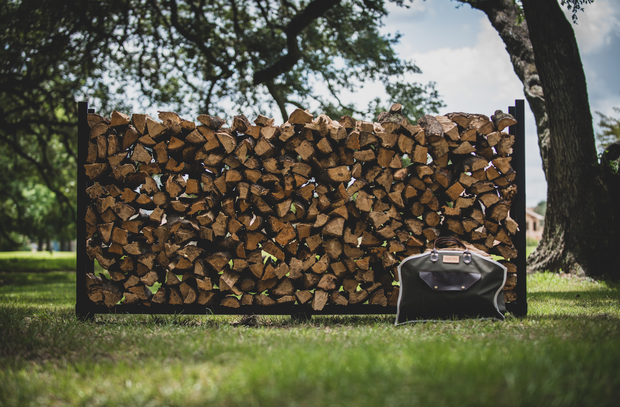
[526,245,536,257]
[1,271,619,407]
[0,251,76,272]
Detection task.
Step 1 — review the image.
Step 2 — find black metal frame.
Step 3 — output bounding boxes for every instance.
[76,102,95,320]
[508,100,528,317]
[76,100,528,319]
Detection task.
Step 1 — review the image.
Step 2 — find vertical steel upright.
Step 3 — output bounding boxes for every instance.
[509,99,528,317]
[76,101,95,320]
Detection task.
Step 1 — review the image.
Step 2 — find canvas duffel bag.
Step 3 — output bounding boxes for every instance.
[395,236,507,324]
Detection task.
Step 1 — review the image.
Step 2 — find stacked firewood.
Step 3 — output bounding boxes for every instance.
[83,103,519,310]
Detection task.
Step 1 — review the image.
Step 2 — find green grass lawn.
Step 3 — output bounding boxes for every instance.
[0,251,76,272]
[1,270,619,407]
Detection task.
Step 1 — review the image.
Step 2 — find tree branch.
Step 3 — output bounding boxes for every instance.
[253,0,341,85]
[265,80,289,122]
[0,217,21,247]
[285,99,306,110]
[157,0,231,76]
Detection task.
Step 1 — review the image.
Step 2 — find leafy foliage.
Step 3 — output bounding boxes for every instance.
[533,200,547,217]
[0,0,131,249]
[559,0,594,23]
[596,107,620,175]
[0,0,443,249]
[95,0,443,120]
[596,107,620,150]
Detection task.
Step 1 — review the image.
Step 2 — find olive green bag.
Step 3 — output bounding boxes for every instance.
[396,237,507,324]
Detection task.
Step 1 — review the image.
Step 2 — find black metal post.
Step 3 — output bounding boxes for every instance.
[76,101,95,321]
[508,99,528,317]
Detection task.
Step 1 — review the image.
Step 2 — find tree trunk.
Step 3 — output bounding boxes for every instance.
[520,0,620,277]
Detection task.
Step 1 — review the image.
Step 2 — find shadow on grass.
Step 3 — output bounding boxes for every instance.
[11,309,397,328]
[3,271,619,328]
[0,271,75,287]
[73,313,396,328]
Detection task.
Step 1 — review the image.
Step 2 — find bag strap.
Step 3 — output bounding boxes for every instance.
[431,236,472,264]
[433,236,466,250]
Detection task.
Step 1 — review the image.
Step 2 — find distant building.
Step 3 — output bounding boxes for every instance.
[525,208,545,241]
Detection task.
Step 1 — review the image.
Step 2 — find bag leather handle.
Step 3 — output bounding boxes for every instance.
[431,236,472,264]
[433,236,466,250]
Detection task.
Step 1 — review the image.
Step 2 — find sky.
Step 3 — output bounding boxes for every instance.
[342,0,620,207]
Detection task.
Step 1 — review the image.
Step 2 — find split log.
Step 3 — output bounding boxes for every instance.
[349,290,368,305]
[312,290,329,311]
[331,291,349,306]
[368,289,387,306]
[417,115,444,141]
[435,115,459,141]
[221,296,241,308]
[295,290,313,305]
[491,110,517,132]
[254,293,276,306]
[327,166,351,183]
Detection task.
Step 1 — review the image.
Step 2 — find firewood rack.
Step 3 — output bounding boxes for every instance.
[75,100,528,320]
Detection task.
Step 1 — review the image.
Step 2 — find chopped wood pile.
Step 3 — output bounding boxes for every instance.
[83,103,519,310]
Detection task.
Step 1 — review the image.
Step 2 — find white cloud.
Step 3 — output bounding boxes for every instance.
[404,17,546,206]
[405,17,522,117]
[385,0,431,18]
[593,95,620,117]
[345,9,550,206]
[567,0,620,54]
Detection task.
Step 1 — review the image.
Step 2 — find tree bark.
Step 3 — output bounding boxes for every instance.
[520,0,620,276]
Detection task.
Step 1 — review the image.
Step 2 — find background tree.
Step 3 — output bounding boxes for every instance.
[595,107,620,177]
[596,107,620,149]
[104,0,443,120]
[0,0,443,250]
[456,0,620,277]
[533,200,547,217]
[0,0,122,250]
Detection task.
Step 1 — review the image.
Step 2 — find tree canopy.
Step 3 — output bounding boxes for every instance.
[533,200,546,217]
[0,0,443,250]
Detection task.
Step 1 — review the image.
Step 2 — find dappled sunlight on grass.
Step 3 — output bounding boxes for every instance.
[527,272,620,319]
